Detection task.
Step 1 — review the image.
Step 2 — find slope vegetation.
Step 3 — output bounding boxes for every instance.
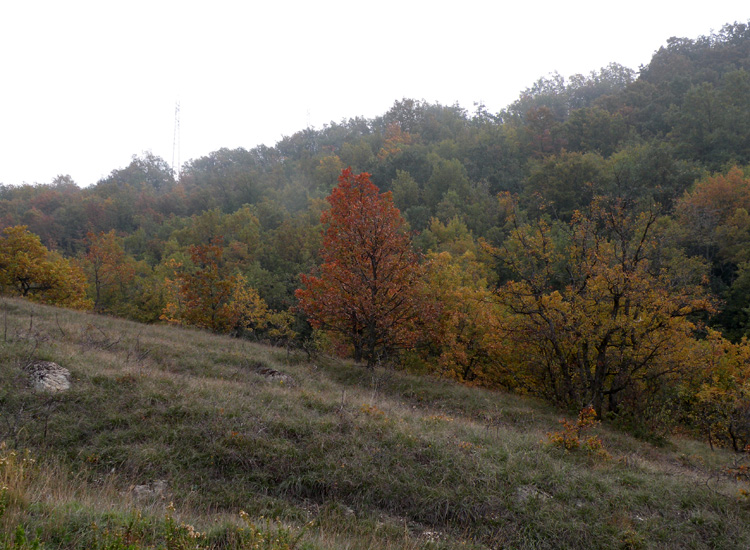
[1,297,749,549]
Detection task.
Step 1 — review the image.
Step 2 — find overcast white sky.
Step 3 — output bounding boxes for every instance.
[0,1,748,187]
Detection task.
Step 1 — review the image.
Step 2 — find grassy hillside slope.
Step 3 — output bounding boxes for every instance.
[1,297,749,549]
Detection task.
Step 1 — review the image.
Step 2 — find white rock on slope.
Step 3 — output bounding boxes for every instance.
[24,360,71,392]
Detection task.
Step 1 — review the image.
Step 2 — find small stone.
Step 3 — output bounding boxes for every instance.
[24,360,71,393]
[515,484,552,504]
[132,484,152,499]
[131,479,169,500]
[252,365,296,386]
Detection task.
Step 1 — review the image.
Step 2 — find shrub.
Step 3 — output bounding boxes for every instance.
[546,406,610,459]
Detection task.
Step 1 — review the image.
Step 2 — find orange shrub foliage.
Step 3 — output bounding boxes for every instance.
[547,406,609,459]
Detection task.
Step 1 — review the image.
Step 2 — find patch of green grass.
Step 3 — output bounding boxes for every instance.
[1,297,749,549]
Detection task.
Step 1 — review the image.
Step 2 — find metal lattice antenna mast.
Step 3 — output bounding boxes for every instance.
[172,101,181,180]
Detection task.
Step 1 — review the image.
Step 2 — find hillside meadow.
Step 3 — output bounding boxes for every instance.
[1,297,749,549]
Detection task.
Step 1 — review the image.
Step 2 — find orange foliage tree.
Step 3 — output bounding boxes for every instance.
[377,122,414,160]
[673,166,750,340]
[296,168,429,367]
[487,196,714,418]
[161,238,271,335]
[675,166,750,263]
[0,225,91,309]
[83,230,136,312]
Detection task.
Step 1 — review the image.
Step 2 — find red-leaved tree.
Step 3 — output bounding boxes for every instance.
[296,168,428,367]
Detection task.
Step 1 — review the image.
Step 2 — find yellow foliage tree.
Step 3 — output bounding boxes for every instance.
[487,196,714,417]
[682,330,750,451]
[423,250,509,385]
[0,225,91,309]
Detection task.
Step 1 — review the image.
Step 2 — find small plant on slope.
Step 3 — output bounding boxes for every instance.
[546,405,610,459]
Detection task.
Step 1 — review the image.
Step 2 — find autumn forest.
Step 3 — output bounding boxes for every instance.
[3,22,750,452]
